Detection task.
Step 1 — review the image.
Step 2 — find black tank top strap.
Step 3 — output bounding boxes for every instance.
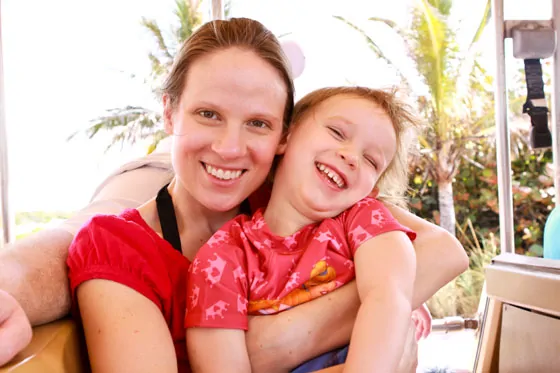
[155,184,182,253]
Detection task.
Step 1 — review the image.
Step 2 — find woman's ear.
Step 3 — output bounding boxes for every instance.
[276,132,291,155]
[162,94,174,135]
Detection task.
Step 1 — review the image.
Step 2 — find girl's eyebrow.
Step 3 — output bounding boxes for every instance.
[326,116,354,126]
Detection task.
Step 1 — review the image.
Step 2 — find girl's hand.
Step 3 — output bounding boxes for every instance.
[411,303,432,341]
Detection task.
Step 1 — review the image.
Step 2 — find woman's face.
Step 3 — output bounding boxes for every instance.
[163,47,287,212]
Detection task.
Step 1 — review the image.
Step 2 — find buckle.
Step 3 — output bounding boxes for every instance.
[529,109,552,148]
[523,98,549,115]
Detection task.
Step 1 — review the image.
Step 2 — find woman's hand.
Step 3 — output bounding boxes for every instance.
[0,289,33,367]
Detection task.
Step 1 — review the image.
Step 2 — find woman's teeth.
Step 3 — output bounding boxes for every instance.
[316,162,345,188]
[205,164,243,180]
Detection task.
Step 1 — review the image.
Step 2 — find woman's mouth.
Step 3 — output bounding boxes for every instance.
[202,162,246,181]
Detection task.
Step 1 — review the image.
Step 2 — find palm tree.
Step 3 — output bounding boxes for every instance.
[70,0,204,153]
[335,0,492,235]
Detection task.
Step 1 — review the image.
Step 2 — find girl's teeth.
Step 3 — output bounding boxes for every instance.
[316,162,345,188]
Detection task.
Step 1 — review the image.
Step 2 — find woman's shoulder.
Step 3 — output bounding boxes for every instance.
[68,208,166,268]
[77,208,154,241]
[67,209,181,308]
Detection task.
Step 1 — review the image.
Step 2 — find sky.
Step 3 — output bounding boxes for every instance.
[0,0,553,215]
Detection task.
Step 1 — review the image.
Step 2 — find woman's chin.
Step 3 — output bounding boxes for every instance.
[199,194,245,214]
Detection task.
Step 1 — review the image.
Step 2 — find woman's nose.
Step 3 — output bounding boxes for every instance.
[211,126,247,159]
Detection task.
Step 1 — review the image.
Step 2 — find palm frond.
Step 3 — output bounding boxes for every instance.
[333,15,411,89]
[140,18,173,61]
[72,0,204,153]
[416,0,446,122]
[468,0,491,52]
[73,106,165,152]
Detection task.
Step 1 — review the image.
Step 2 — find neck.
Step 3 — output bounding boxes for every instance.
[263,184,315,237]
[168,178,241,245]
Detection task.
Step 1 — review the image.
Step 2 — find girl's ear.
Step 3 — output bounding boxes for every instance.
[369,187,380,198]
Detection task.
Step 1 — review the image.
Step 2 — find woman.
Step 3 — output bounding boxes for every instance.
[66,17,468,373]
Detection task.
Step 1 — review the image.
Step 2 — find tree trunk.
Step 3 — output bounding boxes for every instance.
[438,178,456,236]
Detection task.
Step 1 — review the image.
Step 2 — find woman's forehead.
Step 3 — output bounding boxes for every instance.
[181,48,287,112]
[189,49,286,95]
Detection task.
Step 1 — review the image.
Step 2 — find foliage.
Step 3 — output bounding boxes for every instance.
[335,0,493,235]
[13,211,74,241]
[412,126,554,317]
[69,0,204,153]
[410,128,553,255]
[15,210,73,225]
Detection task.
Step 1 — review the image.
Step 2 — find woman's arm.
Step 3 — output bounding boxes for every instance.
[386,204,469,308]
[345,230,416,372]
[245,281,360,373]
[187,328,251,373]
[77,280,178,373]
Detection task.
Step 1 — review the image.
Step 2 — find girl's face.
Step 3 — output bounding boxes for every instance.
[275,94,397,221]
[163,47,288,212]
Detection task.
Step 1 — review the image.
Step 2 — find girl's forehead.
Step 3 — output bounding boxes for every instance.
[313,95,386,120]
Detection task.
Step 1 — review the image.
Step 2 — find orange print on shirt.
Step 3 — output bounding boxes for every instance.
[248,260,337,314]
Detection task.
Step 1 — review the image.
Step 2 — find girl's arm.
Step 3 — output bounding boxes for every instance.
[77,280,178,373]
[187,328,251,373]
[184,238,254,373]
[344,230,417,372]
[243,199,465,372]
[386,204,469,308]
[245,205,465,372]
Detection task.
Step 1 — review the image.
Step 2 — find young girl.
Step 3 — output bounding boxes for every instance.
[185,86,422,372]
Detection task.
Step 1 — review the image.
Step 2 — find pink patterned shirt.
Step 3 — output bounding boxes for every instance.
[185,197,416,330]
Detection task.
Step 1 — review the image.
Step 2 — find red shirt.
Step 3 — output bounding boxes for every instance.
[67,209,192,373]
[185,197,416,330]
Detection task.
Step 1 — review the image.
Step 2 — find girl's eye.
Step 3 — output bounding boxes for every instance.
[328,126,344,139]
[199,110,218,120]
[248,120,269,129]
[365,156,377,169]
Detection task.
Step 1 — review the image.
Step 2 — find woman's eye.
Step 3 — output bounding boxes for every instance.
[199,110,218,120]
[328,127,344,139]
[248,120,269,129]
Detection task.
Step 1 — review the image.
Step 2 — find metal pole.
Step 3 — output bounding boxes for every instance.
[0,0,12,246]
[492,0,515,254]
[552,0,560,202]
[211,0,224,20]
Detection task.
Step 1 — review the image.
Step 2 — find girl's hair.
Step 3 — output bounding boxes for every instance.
[161,17,295,133]
[291,86,422,208]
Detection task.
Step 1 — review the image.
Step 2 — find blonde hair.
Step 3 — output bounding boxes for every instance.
[161,17,295,132]
[291,86,422,208]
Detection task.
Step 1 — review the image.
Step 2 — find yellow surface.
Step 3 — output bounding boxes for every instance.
[0,318,89,373]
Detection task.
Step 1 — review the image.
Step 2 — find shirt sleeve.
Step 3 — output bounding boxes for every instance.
[343,197,417,256]
[66,213,172,312]
[185,222,250,330]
